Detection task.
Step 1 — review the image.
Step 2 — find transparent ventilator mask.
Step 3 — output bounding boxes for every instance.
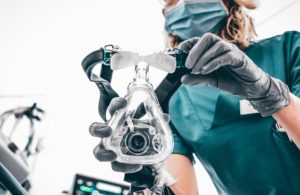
[103,52,175,165]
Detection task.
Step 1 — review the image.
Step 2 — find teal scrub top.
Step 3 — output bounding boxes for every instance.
[168,31,300,195]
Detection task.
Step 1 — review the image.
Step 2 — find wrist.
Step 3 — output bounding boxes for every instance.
[249,77,291,117]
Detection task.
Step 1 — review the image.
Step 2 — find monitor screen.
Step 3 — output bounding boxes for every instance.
[70,173,129,195]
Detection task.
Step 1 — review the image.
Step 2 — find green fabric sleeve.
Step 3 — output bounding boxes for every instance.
[169,121,195,164]
[284,31,300,97]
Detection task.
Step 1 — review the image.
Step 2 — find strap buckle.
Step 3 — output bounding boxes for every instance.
[164,48,188,69]
[103,44,121,66]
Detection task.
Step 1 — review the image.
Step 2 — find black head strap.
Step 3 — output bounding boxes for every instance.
[81,45,120,120]
[155,48,189,112]
[82,46,114,83]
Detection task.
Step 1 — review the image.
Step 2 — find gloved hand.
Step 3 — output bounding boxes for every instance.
[89,97,143,173]
[178,33,291,117]
[82,48,143,173]
[90,96,171,173]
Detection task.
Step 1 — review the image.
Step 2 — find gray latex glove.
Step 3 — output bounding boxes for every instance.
[178,33,290,117]
[89,97,143,173]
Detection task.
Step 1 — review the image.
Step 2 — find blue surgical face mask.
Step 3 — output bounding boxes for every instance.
[165,0,229,41]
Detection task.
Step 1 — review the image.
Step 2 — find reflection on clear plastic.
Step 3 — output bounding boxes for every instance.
[103,61,174,165]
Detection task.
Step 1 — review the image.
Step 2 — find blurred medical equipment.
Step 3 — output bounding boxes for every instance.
[0,163,28,195]
[82,45,188,194]
[0,103,45,194]
[67,173,129,195]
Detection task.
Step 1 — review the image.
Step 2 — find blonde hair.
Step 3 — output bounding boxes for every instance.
[220,0,257,49]
[167,0,258,49]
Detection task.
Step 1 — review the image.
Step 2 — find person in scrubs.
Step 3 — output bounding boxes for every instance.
[88,0,300,194]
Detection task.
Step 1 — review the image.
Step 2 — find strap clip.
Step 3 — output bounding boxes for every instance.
[103,44,121,66]
[164,48,188,69]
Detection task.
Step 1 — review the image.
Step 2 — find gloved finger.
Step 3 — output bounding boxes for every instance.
[186,33,220,69]
[89,122,112,138]
[107,97,127,117]
[111,161,142,173]
[200,51,236,74]
[181,74,218,88]
[191,40,232,74]
[177,37,200,53]
[93,143,117,162]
